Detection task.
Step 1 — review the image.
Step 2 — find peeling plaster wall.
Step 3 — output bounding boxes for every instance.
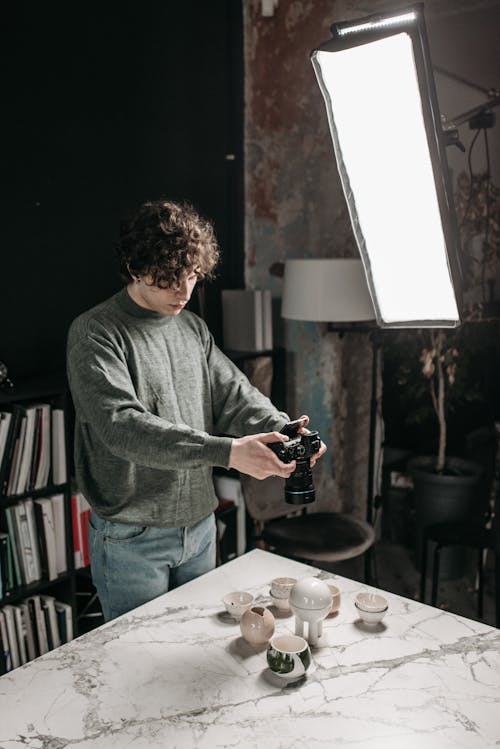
[243,0,500,518]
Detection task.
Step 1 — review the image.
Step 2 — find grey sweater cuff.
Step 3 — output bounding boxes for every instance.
[204,435,234,468]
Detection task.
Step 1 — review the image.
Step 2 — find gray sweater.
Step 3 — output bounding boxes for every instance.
[66,288,288,527]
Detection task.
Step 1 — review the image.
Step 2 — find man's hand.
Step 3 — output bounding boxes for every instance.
[296,413,327,468]
[228,432,296,480]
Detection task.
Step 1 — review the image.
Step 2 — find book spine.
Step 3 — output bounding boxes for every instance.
[2,605,20,669]
[33,501,49,580]
[5,508,23,587]
[0,408,21,495]
[13,605,28,665]
[24,499,42,581]
[51,409,67,485]
[0,610,12,672]
[50,494,67,575]
[15,503,37,584]
[72,495,83,568]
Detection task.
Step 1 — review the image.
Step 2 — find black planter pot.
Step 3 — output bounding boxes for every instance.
[408,455,483,580]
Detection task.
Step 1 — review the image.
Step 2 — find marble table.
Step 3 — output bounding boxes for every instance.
[1,549,499,748]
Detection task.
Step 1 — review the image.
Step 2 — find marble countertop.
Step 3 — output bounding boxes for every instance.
[0,548,499,748]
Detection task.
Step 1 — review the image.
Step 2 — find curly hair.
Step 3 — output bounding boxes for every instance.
[117,200,220,287]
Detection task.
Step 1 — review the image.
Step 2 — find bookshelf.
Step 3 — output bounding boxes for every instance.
[0,374,76,673]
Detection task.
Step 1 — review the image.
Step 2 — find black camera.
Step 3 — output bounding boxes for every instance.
[268,419,321,505]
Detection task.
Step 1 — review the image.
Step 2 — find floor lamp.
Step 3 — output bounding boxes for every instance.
[282,258,381,580]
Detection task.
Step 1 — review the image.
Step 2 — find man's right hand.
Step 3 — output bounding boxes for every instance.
[228,432,296,480]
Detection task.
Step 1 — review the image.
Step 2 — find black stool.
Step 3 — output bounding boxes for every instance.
[420,520,499,627]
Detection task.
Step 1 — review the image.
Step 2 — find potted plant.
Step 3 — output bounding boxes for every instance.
[383,170,500,578]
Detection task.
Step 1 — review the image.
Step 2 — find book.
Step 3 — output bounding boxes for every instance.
[50,493,67,575]
[71,494,83,568]
[54,600,73,644]
[25,596,40,657]
[51,409,67,485]
[15,405,38,495]
[18,601,37,662]
[79,495,91,568]
[26,595,49,656]
[72,492,91,568]
[2,604,20,669]
[0,407,22,495]
[0,610,12,672]
[6,505,26,587]
[40,595,61,650]
[28,406,42,490]
[0,532,14,596]
[221,289,273,352]
[0,411,12,471]
[24,499,42,582]
[34,497,58,581]
[5,506,24,587]
[7,414,26,495]
[12,604,28,665]
[14,500,41,584]
[34,404,51,489]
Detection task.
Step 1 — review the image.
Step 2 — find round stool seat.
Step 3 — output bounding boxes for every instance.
[262,512,375,563]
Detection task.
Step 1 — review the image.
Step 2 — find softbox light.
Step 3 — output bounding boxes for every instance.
[311,4,463,328]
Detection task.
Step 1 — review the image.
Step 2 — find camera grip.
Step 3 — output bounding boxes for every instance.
[268,441,292,463]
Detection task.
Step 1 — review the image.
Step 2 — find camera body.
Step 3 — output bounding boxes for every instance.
[268,420,321,505]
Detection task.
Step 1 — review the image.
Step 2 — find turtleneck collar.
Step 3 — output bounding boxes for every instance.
[114,287,177,325]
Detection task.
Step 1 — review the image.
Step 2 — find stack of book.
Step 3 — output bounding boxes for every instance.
[0,495,68,596]
[221,289,273,352]
[0,404,67,497]
[0,594,73,674]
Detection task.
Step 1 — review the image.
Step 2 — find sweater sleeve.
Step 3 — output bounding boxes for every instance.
[206,334,289,437]
[67,323,233,470]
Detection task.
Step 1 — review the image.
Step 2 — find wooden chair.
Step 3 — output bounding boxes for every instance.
[240,475,377,583]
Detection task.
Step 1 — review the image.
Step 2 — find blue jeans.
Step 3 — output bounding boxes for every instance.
[88,512,216,621]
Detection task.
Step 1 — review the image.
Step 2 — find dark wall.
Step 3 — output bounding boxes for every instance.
[2,1,243,380]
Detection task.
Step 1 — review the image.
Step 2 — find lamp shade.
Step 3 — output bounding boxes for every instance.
[281,258,376,322]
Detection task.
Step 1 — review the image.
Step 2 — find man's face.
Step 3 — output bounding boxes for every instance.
[129,271,198,316]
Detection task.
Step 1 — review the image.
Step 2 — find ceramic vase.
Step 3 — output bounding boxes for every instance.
[240,605,275,646]
[289,577,332,646]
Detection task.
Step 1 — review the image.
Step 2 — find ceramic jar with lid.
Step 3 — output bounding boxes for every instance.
[289,577,333,646]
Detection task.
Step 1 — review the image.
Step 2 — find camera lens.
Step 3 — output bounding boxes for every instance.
[284,459,315,505]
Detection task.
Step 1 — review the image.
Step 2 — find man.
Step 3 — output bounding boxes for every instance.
[67,199,325,621]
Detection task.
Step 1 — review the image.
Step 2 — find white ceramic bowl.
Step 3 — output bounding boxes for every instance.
[269,590,291,611]
[326,583,341,616]
[222,591,254,619]
[355,592,388,613]
[270,577,297,599]
[354,601,388,625]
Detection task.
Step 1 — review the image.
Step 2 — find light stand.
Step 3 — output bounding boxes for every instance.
[281,5,469,580]
[282,258,380,581]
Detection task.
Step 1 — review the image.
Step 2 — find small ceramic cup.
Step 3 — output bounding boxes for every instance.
[354,591,388,625]
[270,577,297,599]
[222,591,254,620]
[269,591,291,612]
[267,634,312,683]
[326,583,341,616]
